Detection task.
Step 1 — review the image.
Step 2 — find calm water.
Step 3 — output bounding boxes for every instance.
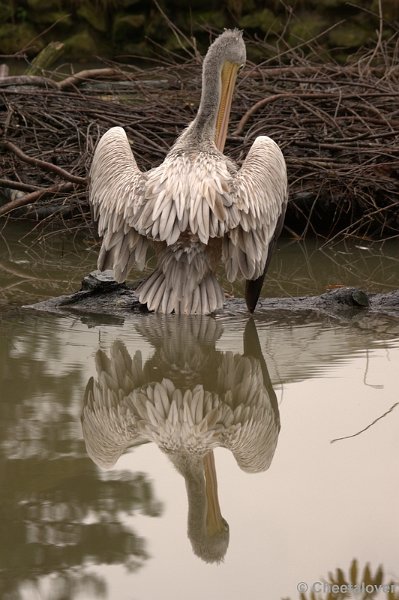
[1,222,399,600]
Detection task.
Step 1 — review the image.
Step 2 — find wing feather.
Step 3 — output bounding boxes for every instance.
[133,151,233,247]
[224,136,288,284]
[89,126,149,281]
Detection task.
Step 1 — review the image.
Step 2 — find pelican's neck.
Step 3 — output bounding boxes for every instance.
[178,53,223,149]
[196,54,223,140]
[173,453,205,499]
[171,453,208,537]
[171,451,228,562]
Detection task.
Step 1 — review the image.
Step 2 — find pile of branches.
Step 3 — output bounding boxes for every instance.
[0,35,398,241]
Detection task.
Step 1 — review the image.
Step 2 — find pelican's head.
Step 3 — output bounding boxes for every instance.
[204,28,246,67]
[202,29,246,151]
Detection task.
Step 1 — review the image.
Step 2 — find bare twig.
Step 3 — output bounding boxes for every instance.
[57,68,128,90]
[331,402,399,443]
[2,140,86,184]
[0,183,75,217]
[0,178,40,192]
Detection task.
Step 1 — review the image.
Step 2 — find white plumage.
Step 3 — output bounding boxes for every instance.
[89,29,288,314]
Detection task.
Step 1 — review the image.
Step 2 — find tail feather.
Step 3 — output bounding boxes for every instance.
[136,253,224,315]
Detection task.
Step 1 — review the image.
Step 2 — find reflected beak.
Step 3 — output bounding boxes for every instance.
[204,451,224,535]
[214,61,240,152]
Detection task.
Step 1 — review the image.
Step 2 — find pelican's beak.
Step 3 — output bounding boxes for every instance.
[215,61,240,152]
[204,451,224,535]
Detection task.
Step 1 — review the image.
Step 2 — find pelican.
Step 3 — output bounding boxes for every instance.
[89,29,287,314]
[81,316,280,562]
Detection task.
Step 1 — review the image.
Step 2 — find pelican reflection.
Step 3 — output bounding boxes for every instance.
[81,317,280,563]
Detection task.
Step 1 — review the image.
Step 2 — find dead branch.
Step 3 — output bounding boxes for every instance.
[0,75,59,89]
[234,91,398,136]
[0,32,398,239]
[57,68,129,90]
[0,183,75,217]
[331,402,399,443]
[2,140,86,184]
[0,178,40,192]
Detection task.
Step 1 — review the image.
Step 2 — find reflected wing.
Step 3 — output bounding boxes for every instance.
[223,136,288,301]
[216,352,280,472]
[81,341,148,469]
[89,127,149,281]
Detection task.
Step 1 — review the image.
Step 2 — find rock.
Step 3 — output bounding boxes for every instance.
[351,289,369,307]
[81,270,126,292]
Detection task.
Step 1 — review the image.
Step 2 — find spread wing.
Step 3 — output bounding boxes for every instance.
[223,136,288,308]
[89,127,149,282]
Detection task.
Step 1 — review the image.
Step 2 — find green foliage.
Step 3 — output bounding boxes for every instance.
[0,0,15,21]
[371,0,399,20]
[0,0,395,65]
[190,9,227,31]
[32,10,72,27]
[15,5,29,21]
[113,13,146,42]
[328,22,374,48]
[239,8,283,34]
[63,29,99,60]
[289,13,329,43]
[0,22,43,55]
[78,1,109,32]
[26,0,62,9]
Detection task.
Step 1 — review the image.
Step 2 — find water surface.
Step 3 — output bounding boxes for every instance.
[0,223,398,599]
